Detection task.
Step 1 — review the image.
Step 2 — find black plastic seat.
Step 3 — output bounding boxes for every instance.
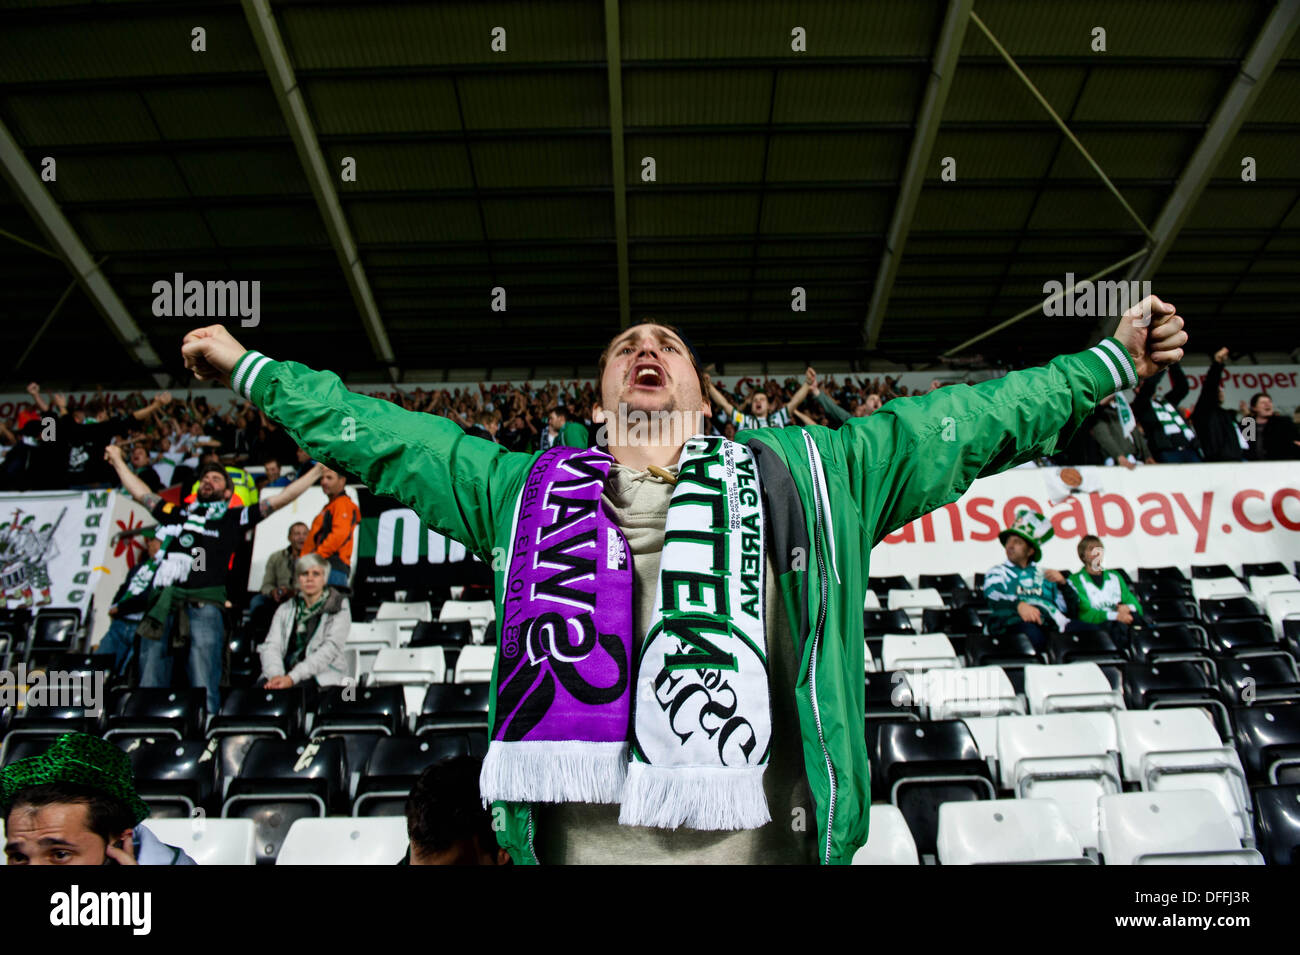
[921,606,982,636]
[352,735,473,816]
[310,684,405,737]
[4,703,102,744]
[1218,655,1300,705]
[1048,627,1126,665]
[1131,577,1193,601]
[1210,618,1280,656]
[24,609,80,662]
[918,573,968,595]
[1142,597,1200,625]
[1233,703,1300,786]
[1199,597,1265,626]
[1129,623,1212,664]
[206,686,306,739]
[864,609,914,637]
[407,620,473,648]
[865,671,919,725]
[415,683,491,735]
[1252,784,1300,866]
[874,720,995,857]
[1243,561,1290,579]
[1286,619,1300,661]
[1123,660,1230,738]
[1190,564,1236,580]
[1138,566,1187,582]
[27,652,116,683]
[964,630,1041,667]
[105,688,207,740]
[0,734,62,767]
[221,737,349,864]
[122,738,219,818]
[868,576,913,601]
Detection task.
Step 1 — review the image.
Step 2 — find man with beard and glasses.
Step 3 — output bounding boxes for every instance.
[177,295,1187,865]
[104,444,323,713]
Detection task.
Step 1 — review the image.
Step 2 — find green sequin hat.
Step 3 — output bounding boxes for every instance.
[998,507,1054,563]
[0,732,150,825]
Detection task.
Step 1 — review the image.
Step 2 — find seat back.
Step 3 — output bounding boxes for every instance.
[144,818,257,865]
[850,804,919,865]
[1099,790,1242,865]
[123,738,219,813]
[376,601,433,623]
[1243,561,1289,579]
[1190,564,1236,581]
[1252,784,1300,866]
[29,609,80,653]
[419,683,491,727]
[454,646,497,684]
[211,686,306,737]
[1233,703,1300,785]
[369,646,447,685]
[109,688,207,739]
[864,609,913,637]
[1024,663,1120,713]
[921,606,982,636]
[1199,596,1264,624]
[314,684,406,736]
[407,620,473,647]
[937,798,1085,864]
[276,817,409,865]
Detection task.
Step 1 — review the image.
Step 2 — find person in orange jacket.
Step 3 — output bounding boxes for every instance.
[302,465,360,589]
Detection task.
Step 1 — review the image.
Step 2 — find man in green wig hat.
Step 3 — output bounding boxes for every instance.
[2,732,196,865]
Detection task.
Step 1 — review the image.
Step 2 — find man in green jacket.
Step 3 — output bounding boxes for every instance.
[178,297,1187,865]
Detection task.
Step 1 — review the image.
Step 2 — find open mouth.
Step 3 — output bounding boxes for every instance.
[630,362,667,390]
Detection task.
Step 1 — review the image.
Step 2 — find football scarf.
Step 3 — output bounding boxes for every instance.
[480,436,772,831]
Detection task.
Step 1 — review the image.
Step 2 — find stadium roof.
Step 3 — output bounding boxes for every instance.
[1,0,1298,388]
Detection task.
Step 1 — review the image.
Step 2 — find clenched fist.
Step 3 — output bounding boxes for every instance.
[181,326,248,382]
[1112,295,1187,380]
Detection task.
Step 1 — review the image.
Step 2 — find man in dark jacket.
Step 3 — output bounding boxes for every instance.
[1131,363,1202,463]
[1192,348,1248,462]
[1244,391,1300,461]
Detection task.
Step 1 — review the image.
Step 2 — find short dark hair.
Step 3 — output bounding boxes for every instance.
[263,456,279,467]
[198,463,230,489]
[7,782,134,844]
[405,757,495,858]
[1077,535,1102,563]
[1250,392,1269,409]
[551,406,567,421]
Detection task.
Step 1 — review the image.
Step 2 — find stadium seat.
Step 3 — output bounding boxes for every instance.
[869,576,912,601]
[850,804,919,865]
[1114,708,1250,842]
[1266,592,1300,640]
[206,686,307,740]
[1243,561,1290,579]
[1047,627,1125,666]
[914,666,1021,720]
[105,689,207,741]
[919,573,969,597]
[1131,577,1193,604]
[1123,660,1229,738]
[24,609,81,663]
[415,683,491,734]
[144,818,257,865]
[865,671,919,729]
[1217,654,1300,706]
[1143,597,1201,625]
[376,601,433,623]
[276,817,408,865]
[921,606,982,636]
[864,610,914,637]
[881,634,958,672]
[1251,784,1300,866]
[121,738,220,818]
[367,647,447,686]
[1190,564,1237,581]
[937,798,1090,865]
[4,700,102,746]
[438,600,495,643]
[352,735,465,816]
[996,713,1120,850]
[863,590,880,611]
[1128,623,1212,664]
[221,737,349,864]
[887,588,946,614]
[454,646,497,684]
[875,720,995,858]
[1191,577,1247,602]
[1098,790,1260,865]
[1024,663,1123,714]
[1139,566,1187,583]
[407,620,473,648]
[1233,703,1300,786]
[1209,618,1280,657]
[1247,574,1300,602]
[964,630,1041,669]
[311,685,406,738]
[1199,596,1265,626]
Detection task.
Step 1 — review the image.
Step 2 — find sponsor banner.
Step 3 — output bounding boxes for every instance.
[245,485,358,593]
[0,490,136,635]
[872,462,1300,580]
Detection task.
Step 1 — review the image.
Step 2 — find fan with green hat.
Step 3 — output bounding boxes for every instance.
[0,732,151,826]
[998,507,1054,563]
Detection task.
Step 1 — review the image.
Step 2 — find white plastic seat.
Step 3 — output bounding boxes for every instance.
[864,590,880,611]
[850,804,919,865]
[347,620,401,651]
[275,817,409,865]
[881,634,958,671]
[376,601,433,623]
[1024,662,1123,713]
[937,798,1089,865]
[864,640,876,674]
[959,716,1001,764]
[1266,591,1300,638]
[1248,574,1300,601]
[888,588,946,613]
[918,666,1021,719]
[1098,790,1259,865]
[996,713,1121,850]
[439,599,496,642]
[368,647,447,686]
[454,645,498,684]
[1190,576,1248,602]
[1114,708,1250,841]
[143,818,257,865]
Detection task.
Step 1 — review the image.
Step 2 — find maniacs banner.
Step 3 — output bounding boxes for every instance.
[872,461,1300,579]
[0,490,127,626]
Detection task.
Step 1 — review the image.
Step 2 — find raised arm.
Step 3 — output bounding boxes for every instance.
[838,297,1186,544]
[104,444,157,507]
[181,326,533,557]
[25,382,48,413]
[704,373,736,418]
[1193,348,1227,419]
[1165,362,1189,407]
[130,391,172,421]
[257,462,324,518]
[783,367,814,414]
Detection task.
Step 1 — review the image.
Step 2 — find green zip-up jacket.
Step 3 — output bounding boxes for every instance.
[1068,568,1144,624]
[228,335,1139,864]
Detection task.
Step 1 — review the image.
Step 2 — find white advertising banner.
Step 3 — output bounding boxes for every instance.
[871,461,1300,580]
[244,485,359,593]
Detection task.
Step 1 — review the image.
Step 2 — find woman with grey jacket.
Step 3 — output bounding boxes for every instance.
[259,552,352,688]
